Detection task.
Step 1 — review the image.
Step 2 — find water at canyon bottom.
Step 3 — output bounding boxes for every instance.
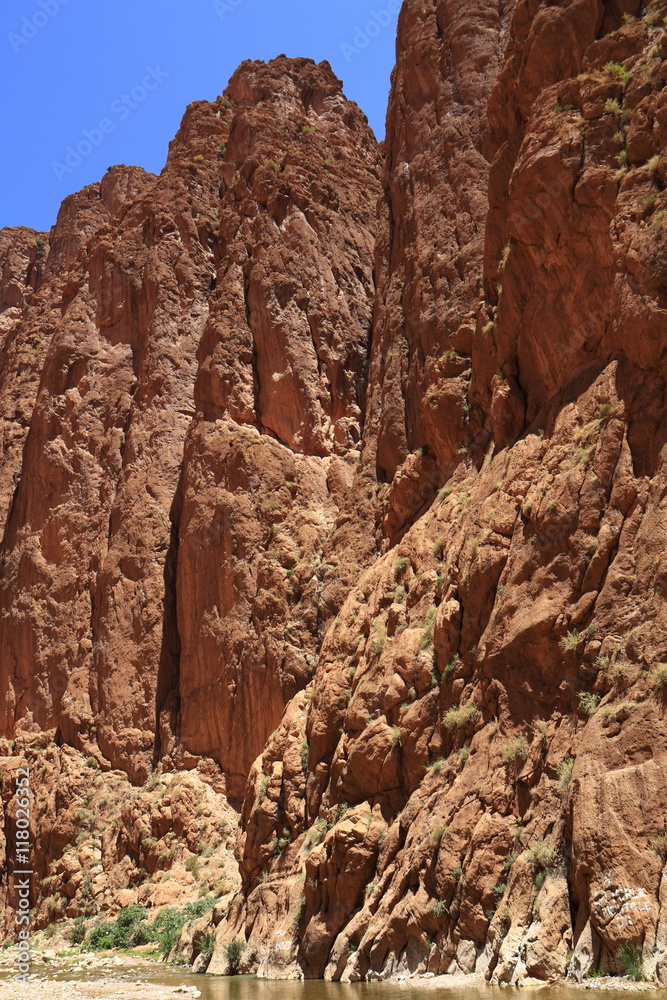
[7,969,665,1000]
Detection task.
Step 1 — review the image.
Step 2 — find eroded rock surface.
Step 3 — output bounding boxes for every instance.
[0,58,381,797]
[4,0,667,988]
[210,0,667,986]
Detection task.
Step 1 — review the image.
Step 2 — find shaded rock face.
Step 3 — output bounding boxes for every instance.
[367,0,512,499]
[4,0,667,989]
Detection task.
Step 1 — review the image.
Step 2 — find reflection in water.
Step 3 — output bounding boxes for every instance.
[10,970,667,1000]
[194,982,667,1000]
[161,980,667,1000]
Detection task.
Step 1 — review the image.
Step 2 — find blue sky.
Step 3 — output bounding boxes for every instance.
[0,0,400,233]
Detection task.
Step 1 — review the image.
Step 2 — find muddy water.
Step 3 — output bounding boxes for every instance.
[19,972,667,1000]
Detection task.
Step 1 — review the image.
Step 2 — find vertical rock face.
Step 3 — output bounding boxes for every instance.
[173,58,381,800]
[369,0,509,462]
[366,0,514,543]
[0,228,49,534]
[0,58,381,795]
[224,0,667,987]
[0,155,218,779]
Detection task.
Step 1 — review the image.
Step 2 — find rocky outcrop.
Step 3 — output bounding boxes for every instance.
[0,733,240,934]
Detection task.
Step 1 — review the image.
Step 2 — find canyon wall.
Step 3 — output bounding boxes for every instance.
[3,0,667,986]
[220,0,667,984]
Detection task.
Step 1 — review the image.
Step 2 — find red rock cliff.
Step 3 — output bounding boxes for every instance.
[223,0,667,985]
[0,58,380,801]
[4,0,667,987]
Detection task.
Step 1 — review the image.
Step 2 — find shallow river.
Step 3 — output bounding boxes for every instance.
[17,971,667,1000]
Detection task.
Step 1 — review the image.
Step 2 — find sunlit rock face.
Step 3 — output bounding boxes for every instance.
[5,1,667,984]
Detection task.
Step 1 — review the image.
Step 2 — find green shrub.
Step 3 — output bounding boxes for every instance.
[217,143,227,159]
[371,624,387,655]
[224,937,245,974]
[394,556,409,579]
[145,771,163,793]
[527,840,556,869]
[578,691,600,715]
[130,922,151,946]
[502,735,529,763]
[293,896,306,924]
[430,822,447,847]
[151,909,184,959]
[556,755,575,793]
[418,608,437,651]
[69,918,86,944]
[86,905,149,951]
[185,856,200,879]
[604,98,622,115]
[604,62,633,84]
[442,658,459,680]
[651,664,667,690]
[559,631,579,653]
[87,922,116,951]
[556,754,574,793]
[198,931,216,960]
[303,818,327,850]
[432,899,448,917]
[618,942,644,981]
[443,701,478,730]
[151,899,214,960]
[114,905,148,945]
